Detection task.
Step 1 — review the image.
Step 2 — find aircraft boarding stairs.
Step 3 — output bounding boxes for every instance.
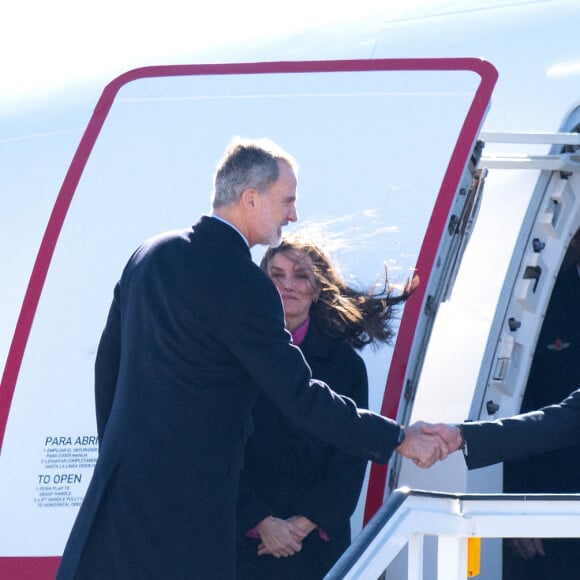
[325,488,580,579]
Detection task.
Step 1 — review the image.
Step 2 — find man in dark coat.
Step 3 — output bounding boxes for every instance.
[56,137,445,579]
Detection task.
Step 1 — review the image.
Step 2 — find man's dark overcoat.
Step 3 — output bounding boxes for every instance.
[56,216,400,579]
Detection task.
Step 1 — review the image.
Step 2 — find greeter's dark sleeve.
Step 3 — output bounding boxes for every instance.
[462,388,580,470]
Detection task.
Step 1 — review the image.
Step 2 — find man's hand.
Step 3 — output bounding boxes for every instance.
[507,538,545,560]
[421,423,463,453]
[396,421,449,468]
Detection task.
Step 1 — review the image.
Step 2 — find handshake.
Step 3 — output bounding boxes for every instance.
[395,422,462,468]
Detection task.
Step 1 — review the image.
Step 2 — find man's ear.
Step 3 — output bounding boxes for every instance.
[240,188,257,210]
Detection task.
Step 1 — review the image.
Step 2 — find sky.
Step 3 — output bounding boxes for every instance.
[1,0,399,108]
[4,0,550,114]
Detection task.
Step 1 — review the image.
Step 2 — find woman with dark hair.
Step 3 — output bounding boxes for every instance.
[236,234,417,579]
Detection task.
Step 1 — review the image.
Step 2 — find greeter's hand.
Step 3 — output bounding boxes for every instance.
[396,421,450,468]
[421,423,463,453]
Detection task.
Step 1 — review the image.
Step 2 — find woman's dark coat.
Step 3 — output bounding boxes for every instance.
[237,320,369,578]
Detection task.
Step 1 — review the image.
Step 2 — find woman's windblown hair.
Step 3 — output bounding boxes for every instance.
[260,234,419,350]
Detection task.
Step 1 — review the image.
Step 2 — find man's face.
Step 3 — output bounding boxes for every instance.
[253,161,298,246]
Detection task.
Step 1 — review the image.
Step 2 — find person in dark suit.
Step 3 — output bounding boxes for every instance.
[502,228,580,580]
[421,230,580,466]
[56,137,446,579]
[421,230,580,468]
[237,235,417,578]
[421,230,580,467]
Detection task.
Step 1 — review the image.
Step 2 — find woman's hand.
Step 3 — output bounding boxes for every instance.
[286,515,317,540]
[256,516,303,558]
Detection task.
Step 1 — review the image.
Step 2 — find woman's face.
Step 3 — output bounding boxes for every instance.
[267,250,320,330]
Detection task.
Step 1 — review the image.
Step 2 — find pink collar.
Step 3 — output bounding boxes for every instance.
[290,317,310,345]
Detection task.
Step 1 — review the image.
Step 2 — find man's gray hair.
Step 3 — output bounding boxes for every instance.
[211,137,298,209]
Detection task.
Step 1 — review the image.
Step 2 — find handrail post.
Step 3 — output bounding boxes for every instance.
[437,535,467,580]
[408,533,424,580]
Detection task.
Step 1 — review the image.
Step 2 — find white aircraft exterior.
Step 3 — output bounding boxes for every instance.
[1,1,579,578]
